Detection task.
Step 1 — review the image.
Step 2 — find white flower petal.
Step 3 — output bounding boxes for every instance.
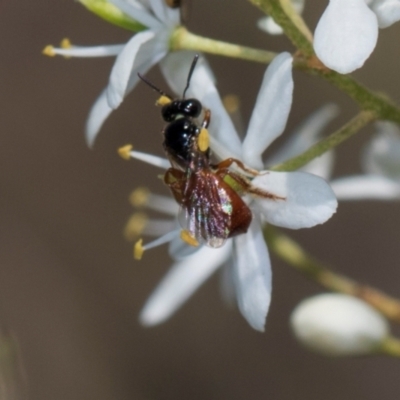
[242,52,293,169]
[314,0,378,73]
[109,0,162,29]
[208,136,238,161]
[106,30,165,109]
[362,123,400,179]
[86,48,161,145]
[257,16,284,35]
[233,218,272,332]
[85,89,113,147]
[330,175,400,200]
[291,294,389,356]
[371,0,400,28]
[149,0,179,26]
[139,242,232,326]
[267,104,339,180]
[160,51,243,158]
[252,171,337,229]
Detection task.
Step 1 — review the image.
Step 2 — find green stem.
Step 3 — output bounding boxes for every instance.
[248,0,313,55]
[270,111,376,172]
[264,225,400,323]
[171,27,277,64]
[297,63,400,123]
[172,28,400,124]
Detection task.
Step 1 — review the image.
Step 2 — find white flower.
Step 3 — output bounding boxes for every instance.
[314,0,400,74]
[330,122,400,200]
[44,0,180,146]
[290,293,390,356]
[123,51,337,331]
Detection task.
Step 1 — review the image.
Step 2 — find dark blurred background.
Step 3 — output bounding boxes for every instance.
[0,0,400,399]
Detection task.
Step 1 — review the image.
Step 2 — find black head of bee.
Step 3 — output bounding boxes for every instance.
[138,54,203,166]
[161,98,202,122]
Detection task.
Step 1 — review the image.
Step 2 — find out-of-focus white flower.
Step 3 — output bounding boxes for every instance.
[331,122,400,200]
[257,0,305,35]
[272,110,400,201]
[314,0,400,74]
[290,293,390,356]
[122,52,337,331]
[43,0,181,146]
[265,103,339,180]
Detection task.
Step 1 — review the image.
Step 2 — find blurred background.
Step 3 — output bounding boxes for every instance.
[0,0,400,398]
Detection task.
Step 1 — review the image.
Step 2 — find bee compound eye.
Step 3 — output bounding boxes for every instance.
[161,101,180,122]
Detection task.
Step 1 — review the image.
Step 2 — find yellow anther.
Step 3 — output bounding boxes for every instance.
[180,230,199,247]
[223,94,240,114]
[42,45,56,57]
[118,144,133,160]
[60,38,72,49]
[124,212,148,241]
[156,95,171,107]
[197,128,209,152]
[134,239,144,260]
[129,187,150,207]
[59,38,72,58]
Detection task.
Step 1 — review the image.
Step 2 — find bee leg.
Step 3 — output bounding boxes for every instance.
[164,168,185,203]
[201,108,211,128]
[213,158,259,177]
[247,185,286,201]
[217,169,285,201]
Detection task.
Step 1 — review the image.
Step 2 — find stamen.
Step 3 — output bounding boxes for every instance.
[42,45,56,57]
[156,95,172,106]
[134,239,144,260]
[124,212,148,241]
[198,128,209,152]
[129,150,171,169]
[180,230,199,247]
[129,187,150,207]
[130,190,179,215]
[118,144,133,160]
[223,94,240,114]
[134,230,179,260]
[61,38,72,49]
[60,38,72,59]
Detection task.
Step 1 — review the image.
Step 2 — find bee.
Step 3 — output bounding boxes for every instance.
[138,55,280,248]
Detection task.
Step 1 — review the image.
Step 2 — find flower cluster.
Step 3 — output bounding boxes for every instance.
[45,0,400,354]
[121,51,337,331]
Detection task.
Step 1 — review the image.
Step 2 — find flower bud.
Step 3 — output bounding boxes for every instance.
[290,293,390,356]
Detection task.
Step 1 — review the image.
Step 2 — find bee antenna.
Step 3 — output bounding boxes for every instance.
[182,54,199,99]
[138,73,172,99]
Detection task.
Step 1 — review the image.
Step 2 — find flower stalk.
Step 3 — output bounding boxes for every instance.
[170,27,277,64]
[264,225,400,324]
[270,111,376,172]
[247,0,314,55]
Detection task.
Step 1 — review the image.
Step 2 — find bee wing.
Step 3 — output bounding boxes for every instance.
[181,171,233,248]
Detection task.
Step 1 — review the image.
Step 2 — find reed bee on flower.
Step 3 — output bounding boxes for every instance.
[138,55,283,248]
